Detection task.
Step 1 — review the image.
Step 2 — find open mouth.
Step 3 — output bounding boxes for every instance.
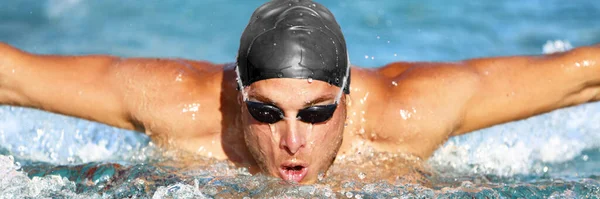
[279,164,308,183]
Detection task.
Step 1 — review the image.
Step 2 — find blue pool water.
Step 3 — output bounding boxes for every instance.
[1,0,600,198]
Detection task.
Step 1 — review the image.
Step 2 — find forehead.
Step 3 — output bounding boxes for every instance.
[246,78,340,103]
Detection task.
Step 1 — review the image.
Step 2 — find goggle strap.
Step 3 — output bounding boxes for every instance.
[235,64,249,101]
[334,55,351,103]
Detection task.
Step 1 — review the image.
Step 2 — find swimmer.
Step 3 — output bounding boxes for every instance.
[0,0,599,184]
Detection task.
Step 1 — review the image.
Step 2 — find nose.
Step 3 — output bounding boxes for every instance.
[279,119,306,155]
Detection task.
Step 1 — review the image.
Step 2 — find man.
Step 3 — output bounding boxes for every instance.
[0,0,598,184]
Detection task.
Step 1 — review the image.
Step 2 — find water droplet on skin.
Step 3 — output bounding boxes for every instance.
[308,78,313,83]
[269,124,277,142]
[358,172,366,180]
[391,81,398,86]
[400,109,412,120]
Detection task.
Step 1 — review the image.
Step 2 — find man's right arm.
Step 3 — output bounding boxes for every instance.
[0,42,138,130]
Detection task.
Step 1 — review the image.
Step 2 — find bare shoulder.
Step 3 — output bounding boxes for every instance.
[112,58,238,141]
[348,62,480,158]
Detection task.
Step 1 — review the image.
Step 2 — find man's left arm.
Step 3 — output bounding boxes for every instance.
[454,44,600,136]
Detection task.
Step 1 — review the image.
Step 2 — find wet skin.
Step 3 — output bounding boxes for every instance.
[0,42,599,183]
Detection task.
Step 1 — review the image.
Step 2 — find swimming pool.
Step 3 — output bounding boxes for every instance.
[1,0,600,197]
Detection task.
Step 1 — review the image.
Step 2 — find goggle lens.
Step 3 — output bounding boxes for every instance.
[245,101,337,124]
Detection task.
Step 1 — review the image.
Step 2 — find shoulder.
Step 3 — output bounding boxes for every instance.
[350,62,480,100]
[115,59,237,133]
[111,58,225,81]
[348,62,480,157]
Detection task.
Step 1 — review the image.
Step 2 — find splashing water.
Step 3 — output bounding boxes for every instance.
[543,40,573,54]
[2,147,600,198]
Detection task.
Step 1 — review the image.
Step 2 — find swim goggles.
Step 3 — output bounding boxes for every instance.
[245,100,337,124]
[238,76,346,124]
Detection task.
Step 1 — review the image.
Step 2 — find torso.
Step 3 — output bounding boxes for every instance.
[127,59,461,168]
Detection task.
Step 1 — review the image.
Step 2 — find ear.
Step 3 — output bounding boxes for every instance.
[343,94,351,106]
[237,91,244,105]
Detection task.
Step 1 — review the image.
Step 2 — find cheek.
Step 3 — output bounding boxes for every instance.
[244,124,274,149]
[308,111,345,150]
[242,109,270,143]
[243,118,280,157]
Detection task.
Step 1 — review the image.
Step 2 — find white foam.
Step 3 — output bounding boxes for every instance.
[152,183,209,199]
[0,106,151,165]
[430,102,600,176]
[538,136,584,163]
[76,140,113,163]
[543,40,573,54]
[0,155,99,199]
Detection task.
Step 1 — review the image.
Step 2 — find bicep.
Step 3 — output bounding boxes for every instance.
[12,53,138,130]
[455,46,600,135]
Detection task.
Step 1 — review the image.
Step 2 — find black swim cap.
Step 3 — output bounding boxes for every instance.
[237,0,350,94]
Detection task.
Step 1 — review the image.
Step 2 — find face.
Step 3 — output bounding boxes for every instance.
[239,78,346,184]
